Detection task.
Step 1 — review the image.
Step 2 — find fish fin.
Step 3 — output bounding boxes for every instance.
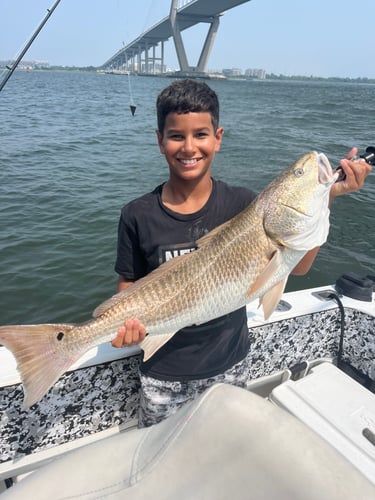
[259,279,287,320]
[248,249,283,297]
[247,249,287,319]
[140,333,175,362]
[196,204,256,248]
[95,225,229,318]
[0,324,80,409]
[196,218,235,247]
[93,254,193,318]
[93,289,134,317]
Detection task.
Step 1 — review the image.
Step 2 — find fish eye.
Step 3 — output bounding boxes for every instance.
[294,168,304,177]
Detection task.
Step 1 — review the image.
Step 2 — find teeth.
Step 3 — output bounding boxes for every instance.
[180,159,198,164]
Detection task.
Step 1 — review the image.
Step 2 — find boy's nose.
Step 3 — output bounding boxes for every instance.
[182,136,195,153]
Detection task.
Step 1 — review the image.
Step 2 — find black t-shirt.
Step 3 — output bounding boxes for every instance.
[115,178,257,381]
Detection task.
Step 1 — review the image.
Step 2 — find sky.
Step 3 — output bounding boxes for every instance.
[1,0,375,79]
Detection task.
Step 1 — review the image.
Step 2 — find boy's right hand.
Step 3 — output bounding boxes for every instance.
[111,318,147,348]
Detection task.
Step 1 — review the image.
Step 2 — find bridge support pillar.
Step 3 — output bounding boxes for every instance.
[169,0,221,75]
[197,15,220,73]
[170,0,190,72]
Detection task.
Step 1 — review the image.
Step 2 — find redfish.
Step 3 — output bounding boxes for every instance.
[0,152,337,408]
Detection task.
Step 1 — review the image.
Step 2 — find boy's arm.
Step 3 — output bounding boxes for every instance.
[292,148,371,276]
[117,276,133,292]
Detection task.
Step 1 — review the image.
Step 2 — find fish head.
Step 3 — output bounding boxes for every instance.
[259,151,336,251]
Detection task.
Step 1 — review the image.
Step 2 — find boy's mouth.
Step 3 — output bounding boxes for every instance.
[179,158,201,166]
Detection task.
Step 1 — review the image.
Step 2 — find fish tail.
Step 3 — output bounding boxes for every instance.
[0,323,80,409]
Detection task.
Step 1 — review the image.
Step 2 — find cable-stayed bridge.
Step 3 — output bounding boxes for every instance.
[102,0,252,76]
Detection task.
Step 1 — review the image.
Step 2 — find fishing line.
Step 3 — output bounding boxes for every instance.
[115,0,136,116]
[142,0,157,34]
[128,71,136,116]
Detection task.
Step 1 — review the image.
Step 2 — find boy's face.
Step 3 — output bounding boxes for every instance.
[156,112,223,183]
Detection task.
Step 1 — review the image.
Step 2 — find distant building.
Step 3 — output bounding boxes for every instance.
[222,68,243,77]
[245,68,266,79]
[0,59,50,69]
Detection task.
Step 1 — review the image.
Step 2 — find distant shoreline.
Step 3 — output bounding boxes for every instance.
[3,66,375,84]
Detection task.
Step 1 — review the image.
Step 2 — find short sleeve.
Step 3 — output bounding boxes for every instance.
[114,207,148,281]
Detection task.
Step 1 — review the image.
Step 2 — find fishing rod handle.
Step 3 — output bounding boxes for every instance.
[335,146,375,182]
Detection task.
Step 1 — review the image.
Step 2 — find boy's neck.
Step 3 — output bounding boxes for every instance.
[161,176,213,215]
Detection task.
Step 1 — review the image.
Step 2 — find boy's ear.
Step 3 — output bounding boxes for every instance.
[156,129,165,153]
[215,127,224,151]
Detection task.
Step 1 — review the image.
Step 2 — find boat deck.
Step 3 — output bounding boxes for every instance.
[0,284,374,488]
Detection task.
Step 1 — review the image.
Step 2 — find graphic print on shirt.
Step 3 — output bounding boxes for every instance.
[158,242,197,265]
[157,217,211,265]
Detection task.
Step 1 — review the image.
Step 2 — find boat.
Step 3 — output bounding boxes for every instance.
[0,273,374,498]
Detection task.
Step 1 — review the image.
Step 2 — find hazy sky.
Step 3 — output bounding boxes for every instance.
[1,0,374,78]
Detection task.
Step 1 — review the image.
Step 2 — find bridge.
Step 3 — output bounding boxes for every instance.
[102,0,252,77]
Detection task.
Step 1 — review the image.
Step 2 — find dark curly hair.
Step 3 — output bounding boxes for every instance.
[156,79,219,134]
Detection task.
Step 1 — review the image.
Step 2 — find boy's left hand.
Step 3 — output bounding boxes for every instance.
[330,147,372,201]
[111,318,147,348]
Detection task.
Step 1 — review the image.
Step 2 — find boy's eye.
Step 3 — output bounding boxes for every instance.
[167,131,209,141]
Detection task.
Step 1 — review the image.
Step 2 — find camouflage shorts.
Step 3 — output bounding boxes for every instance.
[138,357,250,428]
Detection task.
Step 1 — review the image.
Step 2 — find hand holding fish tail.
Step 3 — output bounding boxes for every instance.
[111,318,146,348]
[330,147,372,200]
[112,278,147,348]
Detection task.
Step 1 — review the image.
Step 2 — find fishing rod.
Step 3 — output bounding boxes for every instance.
[335,146,375,182]
[0,0,62,93]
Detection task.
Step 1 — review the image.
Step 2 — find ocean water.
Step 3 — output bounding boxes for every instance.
[0,70,374,325]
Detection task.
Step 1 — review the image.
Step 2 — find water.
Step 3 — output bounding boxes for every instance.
[0,71,374,325]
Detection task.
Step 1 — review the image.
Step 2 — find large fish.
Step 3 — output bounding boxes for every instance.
[0,152,337,409]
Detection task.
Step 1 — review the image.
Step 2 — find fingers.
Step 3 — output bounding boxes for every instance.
[345,147,358,160]
[342,156,371,186]
[111,318,147,348]
[332,154,372,198]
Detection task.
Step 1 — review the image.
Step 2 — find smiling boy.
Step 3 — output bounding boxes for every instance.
[112,79,371,427]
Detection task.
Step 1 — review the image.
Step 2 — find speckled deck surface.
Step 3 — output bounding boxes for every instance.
[1,308,374,466]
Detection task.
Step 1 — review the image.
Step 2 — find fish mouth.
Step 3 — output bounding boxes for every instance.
[317,152,337,184]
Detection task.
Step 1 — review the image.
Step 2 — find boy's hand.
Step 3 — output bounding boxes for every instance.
[111,318,147,348]
[330,147,372,201]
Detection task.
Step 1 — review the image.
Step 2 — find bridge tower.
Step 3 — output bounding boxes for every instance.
[170,0,220,75]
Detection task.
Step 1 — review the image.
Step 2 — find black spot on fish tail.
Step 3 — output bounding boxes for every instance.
[0,323,81,408]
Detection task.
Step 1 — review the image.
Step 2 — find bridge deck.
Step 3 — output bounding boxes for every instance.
[103,0,251,69]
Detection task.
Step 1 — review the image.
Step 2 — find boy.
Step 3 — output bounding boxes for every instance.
[112,79,371,427]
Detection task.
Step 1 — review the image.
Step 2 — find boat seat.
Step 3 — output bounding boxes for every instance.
[2,383,375,500]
